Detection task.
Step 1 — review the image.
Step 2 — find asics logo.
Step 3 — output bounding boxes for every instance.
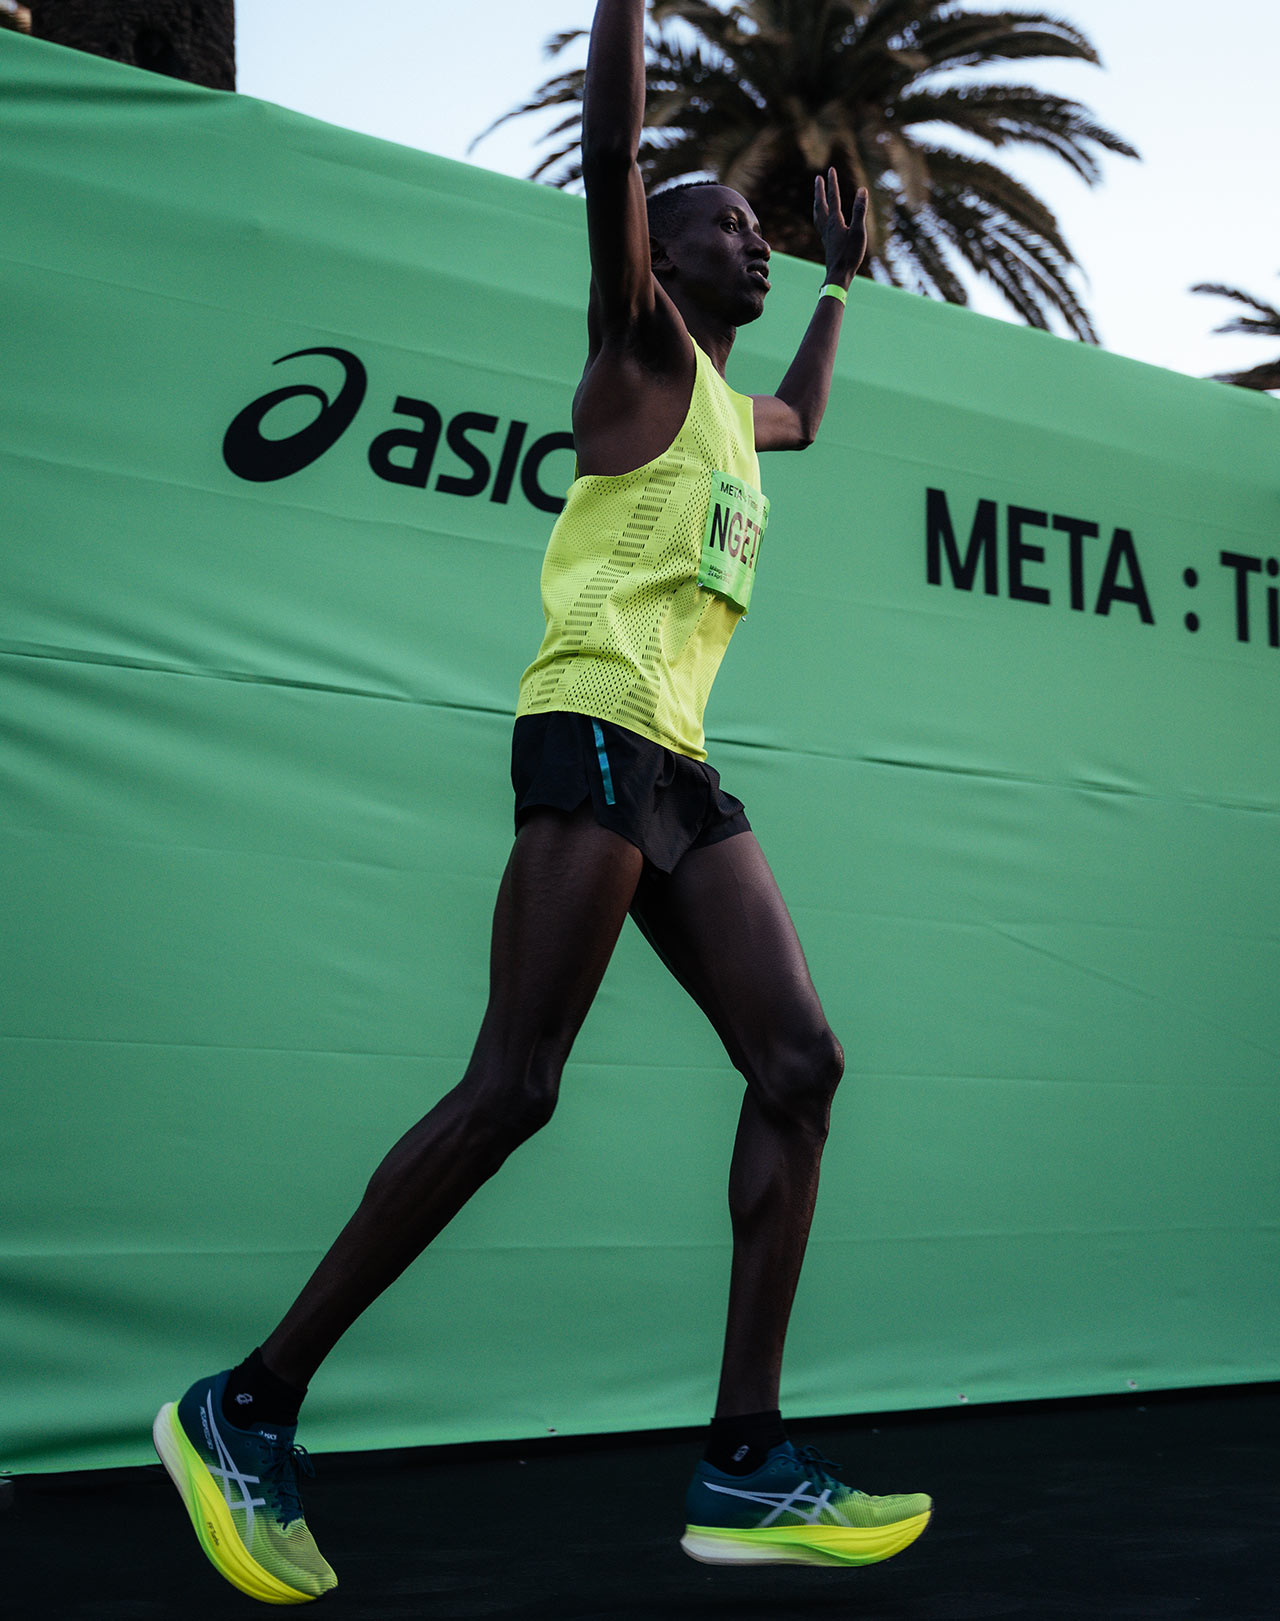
[705,1479,850,1528]
[202,1393,267,1539]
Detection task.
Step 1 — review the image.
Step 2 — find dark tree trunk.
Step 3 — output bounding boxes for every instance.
[31,1,235,90]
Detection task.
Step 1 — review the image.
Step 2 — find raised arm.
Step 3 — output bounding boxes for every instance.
[752,171,869,451]
[580,0,659,344]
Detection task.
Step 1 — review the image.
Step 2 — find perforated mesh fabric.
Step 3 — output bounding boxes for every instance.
[516,343,762,761]
[835,1488,934,1529]
[253,1515,337,1594]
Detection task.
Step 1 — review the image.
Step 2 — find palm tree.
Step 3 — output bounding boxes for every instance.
[1191,278,1280,393]
[479,0,1137,342]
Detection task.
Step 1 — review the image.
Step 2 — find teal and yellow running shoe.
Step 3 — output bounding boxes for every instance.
[682,1441,931,1567]
[153,1370,337,1604]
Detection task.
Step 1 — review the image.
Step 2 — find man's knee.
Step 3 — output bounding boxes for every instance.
[511,1053,563,1139]
[462,1042,565,1154]
[751,1024,844,1133]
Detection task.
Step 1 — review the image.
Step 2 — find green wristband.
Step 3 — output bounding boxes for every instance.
[820,282,848,305]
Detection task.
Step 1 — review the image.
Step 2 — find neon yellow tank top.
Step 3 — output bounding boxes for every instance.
[516,342,762,761]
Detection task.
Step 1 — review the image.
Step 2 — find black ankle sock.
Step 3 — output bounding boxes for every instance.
[221,1348,306,1430]
[704,1408,787,1475]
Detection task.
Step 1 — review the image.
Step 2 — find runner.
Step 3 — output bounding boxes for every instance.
[153,0,931,1599]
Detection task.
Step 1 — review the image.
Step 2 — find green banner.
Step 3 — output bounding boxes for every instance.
[2,34,1277,1474]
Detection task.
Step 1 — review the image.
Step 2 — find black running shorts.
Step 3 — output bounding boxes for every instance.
[511,712,751,873]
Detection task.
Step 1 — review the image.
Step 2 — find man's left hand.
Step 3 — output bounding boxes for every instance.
[814,169,869,288]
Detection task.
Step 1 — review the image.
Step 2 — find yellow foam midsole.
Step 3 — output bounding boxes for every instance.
[683,1511,931,1566]
[152,1402,317,1605]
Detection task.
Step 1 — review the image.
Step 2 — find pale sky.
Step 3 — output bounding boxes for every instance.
[237,1,1280,386]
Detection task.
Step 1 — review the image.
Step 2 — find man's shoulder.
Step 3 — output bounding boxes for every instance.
[585,284,693,380]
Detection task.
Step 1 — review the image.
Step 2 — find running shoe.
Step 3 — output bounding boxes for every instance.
[681,1440,931,1567]
[153,1369,337,1604]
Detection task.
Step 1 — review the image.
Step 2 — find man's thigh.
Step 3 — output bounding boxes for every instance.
[628,831,831,1075]
[484,805,645,1048]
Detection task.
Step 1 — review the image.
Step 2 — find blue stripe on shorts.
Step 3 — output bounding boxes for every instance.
[591,720,617,806]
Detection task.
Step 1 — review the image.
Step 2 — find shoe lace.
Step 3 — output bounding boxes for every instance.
[793,1445,845,1494]
[261,1441,316,1526]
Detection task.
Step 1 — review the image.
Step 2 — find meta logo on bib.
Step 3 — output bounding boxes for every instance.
[699,470,770,615]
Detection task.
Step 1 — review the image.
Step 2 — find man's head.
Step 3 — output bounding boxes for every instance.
[646,183,772,325]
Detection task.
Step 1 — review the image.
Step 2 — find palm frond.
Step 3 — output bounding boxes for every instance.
[920,144,1071,260]
[894,84,1137,180]
[543,28,588,58]
[468,67,588,153]
[913,9,1100,70]
[1208,359,1280,392]
[1191,281,1280,336]
[886,203,972,303]
[1193,276,1280,391]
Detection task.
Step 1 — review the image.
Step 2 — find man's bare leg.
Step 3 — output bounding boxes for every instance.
[629,831,843,1426]
[260,804,644,1391]
[152,804,646,1602]
[633,832,932,1568]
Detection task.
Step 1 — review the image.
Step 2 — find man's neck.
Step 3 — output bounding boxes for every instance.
[666,287,737,376]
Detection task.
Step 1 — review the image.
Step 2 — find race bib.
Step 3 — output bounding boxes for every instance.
[698,470,770,615]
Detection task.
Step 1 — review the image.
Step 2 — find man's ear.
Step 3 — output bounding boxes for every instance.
[650,239,674,276]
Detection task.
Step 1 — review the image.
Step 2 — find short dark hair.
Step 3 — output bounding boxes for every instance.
[646,182,720,252]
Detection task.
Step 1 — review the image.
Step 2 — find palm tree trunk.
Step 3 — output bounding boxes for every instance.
[30,1,234,90]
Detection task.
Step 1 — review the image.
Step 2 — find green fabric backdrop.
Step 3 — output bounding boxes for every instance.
[2,34,1277,1473]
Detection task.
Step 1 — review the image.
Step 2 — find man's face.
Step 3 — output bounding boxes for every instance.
[660,186,772,323]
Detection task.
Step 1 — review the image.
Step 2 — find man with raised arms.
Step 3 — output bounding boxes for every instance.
[153,0,932,1600]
